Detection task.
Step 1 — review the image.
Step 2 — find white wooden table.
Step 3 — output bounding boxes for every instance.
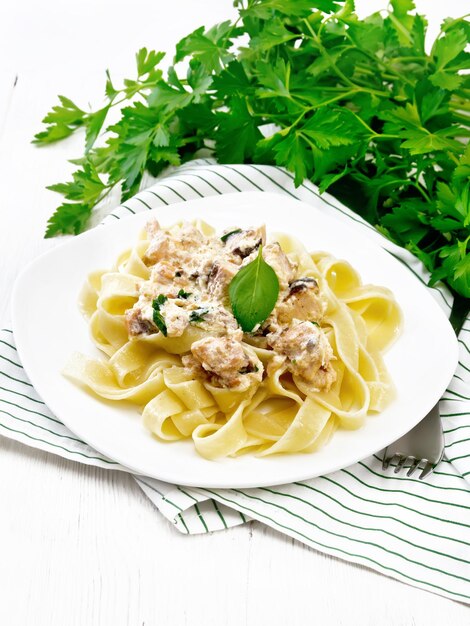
[1,1,469,624]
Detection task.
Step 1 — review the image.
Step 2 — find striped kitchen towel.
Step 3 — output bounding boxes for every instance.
[1,160,469,603]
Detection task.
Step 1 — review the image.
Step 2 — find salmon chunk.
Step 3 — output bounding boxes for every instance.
[183,336,262,390]
[269,321,336,390]
[276,277,325,324]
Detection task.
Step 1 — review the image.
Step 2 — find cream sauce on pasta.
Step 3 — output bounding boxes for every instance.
[64,219,402,459]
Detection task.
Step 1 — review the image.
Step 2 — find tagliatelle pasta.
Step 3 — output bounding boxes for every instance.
[64,219,402,460]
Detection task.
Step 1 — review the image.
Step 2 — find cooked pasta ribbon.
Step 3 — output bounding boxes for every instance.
[64,222,402,459]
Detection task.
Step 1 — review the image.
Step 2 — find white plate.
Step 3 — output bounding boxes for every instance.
[12,192,458,488]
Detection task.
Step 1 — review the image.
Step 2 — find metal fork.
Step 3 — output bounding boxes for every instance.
[381,404,444,479]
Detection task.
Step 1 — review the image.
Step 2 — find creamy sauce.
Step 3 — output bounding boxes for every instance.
[125,220,336,392]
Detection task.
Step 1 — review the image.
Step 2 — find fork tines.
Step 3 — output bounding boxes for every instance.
[382,454,434,479]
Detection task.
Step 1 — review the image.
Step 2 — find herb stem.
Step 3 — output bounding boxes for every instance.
[387,13,413,44]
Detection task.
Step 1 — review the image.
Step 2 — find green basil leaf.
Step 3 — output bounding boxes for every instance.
[229,246,279,332]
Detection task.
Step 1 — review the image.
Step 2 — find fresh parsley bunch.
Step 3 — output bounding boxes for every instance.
[35,0,470,304]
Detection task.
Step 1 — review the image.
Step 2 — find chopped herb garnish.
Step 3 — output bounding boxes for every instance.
[152,310,167,336]
[221,229,242,243]
[177,289,191,299]
[152,295,168,336]
[189,308,209,323]
[311,321,320,327]
[154,294,167,306]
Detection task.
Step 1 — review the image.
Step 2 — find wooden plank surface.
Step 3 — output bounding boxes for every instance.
[0,1,469,624]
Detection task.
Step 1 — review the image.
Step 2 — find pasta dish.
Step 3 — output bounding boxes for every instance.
[64,218,402,459]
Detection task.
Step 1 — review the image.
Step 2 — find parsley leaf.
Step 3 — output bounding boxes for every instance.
[34,1,470,313]
[272,130,314,186]
[45,162,107,236]
[33,96,86,144]
[174,22,235,73]
[215,97,263,162]
[45,203,93,238]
